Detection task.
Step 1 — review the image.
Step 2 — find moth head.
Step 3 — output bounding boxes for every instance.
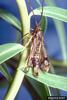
[34,25,41,33]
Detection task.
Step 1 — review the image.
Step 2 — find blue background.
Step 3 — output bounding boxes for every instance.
[0,0,67,100]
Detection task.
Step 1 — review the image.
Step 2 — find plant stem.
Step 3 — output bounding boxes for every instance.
[4,0,30,99]
[16,0,30,45]
[5,70,25,100]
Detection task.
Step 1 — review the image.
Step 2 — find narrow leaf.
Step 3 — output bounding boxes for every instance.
[29,6,67,23]
[26,68,67,91]
[27,77,51,100]
[0,43,25,64]
[0,63,12,81]
[0,9,21,31]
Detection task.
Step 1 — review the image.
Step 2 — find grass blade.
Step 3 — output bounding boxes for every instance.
[0,43,25,64]
[0,9,21,31]
[26,68,67,91]
[29,6,67,23]
[0,63,12,81]
[27,77,51,100]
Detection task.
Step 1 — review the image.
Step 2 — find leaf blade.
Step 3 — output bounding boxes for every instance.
[0,9,21,31]
[27,77,51,100]
[0,63,12,81]
[26,68,67,91]
[0,43,25,64]
[29,6,67,22]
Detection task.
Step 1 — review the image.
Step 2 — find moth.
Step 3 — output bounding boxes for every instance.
[27,25,50,76]
[26,0,50,76]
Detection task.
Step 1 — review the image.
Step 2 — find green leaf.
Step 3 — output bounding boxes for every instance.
[0,63,12,81]
[26,68,67,91]
[0,43,25,64]
[27,77,51,100]
[29,6,67,23]
[0,9,21,31]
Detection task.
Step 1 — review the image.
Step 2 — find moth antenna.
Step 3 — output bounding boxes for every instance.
[39,0,44,26]
[28,0,38,26]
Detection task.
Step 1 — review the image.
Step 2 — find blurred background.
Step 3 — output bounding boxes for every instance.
[0,0,67,100]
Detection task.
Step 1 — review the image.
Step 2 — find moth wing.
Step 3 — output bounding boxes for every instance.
[40,38,50,72]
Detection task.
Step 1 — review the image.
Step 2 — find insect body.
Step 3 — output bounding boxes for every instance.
[26,0,50,76]
[28,25,50,76]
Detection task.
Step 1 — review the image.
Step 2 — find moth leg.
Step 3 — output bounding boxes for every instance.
[22,59,30,73]
[25,36,33,47]
[23,33,30,40]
